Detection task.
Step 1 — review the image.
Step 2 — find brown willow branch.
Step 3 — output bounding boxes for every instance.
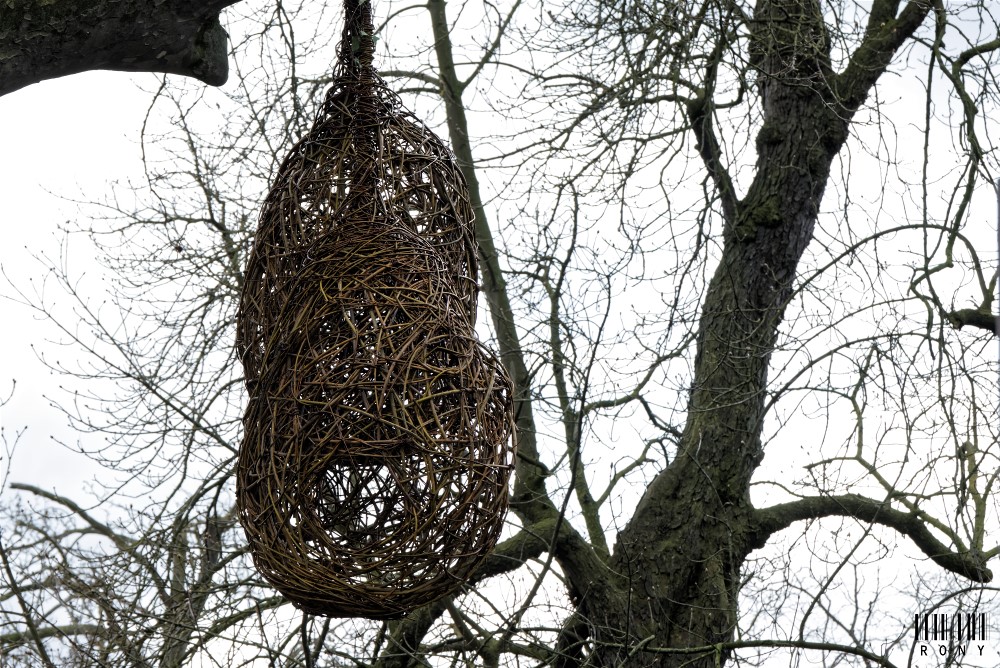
[752,494,993,582]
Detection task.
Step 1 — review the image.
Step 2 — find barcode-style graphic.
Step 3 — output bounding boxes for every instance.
[914,613,989,643]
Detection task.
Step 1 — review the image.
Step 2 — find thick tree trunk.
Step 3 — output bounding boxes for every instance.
[580,2,862,665]
[0,0,239,97]
[422,0,935,664]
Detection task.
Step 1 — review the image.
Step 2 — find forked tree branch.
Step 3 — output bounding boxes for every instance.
[375,524,555,667]
[752,494,993,582]
[833,0,934,112]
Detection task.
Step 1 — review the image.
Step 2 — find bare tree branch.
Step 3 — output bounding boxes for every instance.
[0,0,239,97]
[753,494,993,582]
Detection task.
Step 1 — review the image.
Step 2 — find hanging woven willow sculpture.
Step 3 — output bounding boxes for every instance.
[235,0,515,619]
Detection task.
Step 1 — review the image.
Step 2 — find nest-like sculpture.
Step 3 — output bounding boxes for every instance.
[235,0,515,619]
[238,34,479,385]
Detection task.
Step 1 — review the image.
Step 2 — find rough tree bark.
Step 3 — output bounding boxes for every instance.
[949,306,999,335]
[0,0,239,97]
[573,1,955,666]
[415,0,996,665]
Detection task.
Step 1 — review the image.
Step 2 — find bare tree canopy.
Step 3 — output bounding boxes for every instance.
[0,0,238,97]
[1,0,999,667]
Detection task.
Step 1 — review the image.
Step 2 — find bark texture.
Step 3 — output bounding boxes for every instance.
[948,307,999,335]
[577,1,935,665]
[0,0,238,97]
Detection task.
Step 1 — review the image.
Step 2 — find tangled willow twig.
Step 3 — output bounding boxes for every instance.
[235,0,515,619]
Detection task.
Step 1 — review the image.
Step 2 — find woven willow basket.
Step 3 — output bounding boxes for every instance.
[235,0,515,619]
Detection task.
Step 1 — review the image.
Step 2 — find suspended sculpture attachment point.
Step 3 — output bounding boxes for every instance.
[235,0,515,619]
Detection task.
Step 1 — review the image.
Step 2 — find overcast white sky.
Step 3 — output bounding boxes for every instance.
[0,72,159,489]
[1,59,997,494]
[1,9,999,665]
